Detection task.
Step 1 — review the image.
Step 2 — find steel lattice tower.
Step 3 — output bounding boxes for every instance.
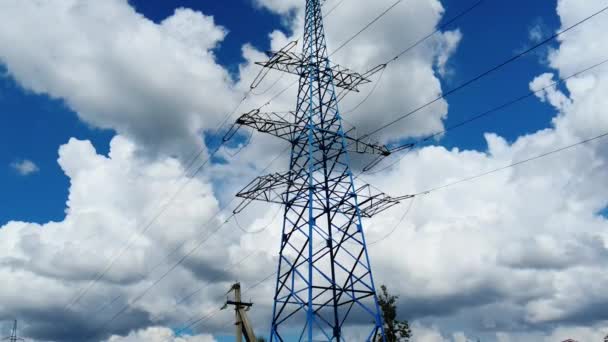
[2,321,24,342]
[231,0,411,340]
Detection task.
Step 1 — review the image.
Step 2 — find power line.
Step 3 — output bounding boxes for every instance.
[64,58,300,312]
[239,0,401,117]
[343,66,387,114]
[330,0,403,56]
[325,0,348,17]
[173,307,225,337]
[413,130,608,196]
[360,130,608,244]
[171,269,278,338]
[234,205,283,234]
[363,4,608,138]
[165,4,493,332]
[173,264,278,338]
[176,1,608,320]
[165,4,608,339]
[363,56,608,175]
[385,0,484,64]
[71,30,315,312]
[171,249,258,310]
[92,145,292,333]
[64,140,227,311]
[101,1,607,337]
[341,0,485,114]
[172,238,329,338]
[248,0,484,121]
[64,81,262,312]
[249,73,286,97]
[94,216,234,334]
[225,128,255,158]
[172,269,281,338]
[180,129,608,337]
[368,196,416,246]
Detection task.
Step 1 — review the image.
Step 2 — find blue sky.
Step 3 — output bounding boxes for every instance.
[0,0,561,225]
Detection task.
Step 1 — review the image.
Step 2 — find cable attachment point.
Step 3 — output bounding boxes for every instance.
[388,142,415,153]
[223,123,242,143]
[251,40,298,90]
[362,155,385,173]
[362,63,387,79]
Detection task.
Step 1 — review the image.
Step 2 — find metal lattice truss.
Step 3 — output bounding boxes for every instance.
[234,0,397,340]
[2,320,24,342]
[236,110,391,156]
[234,171,413,217]
[255,50,374,92]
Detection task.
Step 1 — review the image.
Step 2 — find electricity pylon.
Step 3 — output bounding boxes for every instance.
[231,0,411,340]
[2,320,24,342]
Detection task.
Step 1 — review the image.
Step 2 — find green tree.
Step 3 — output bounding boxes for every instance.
[376,285,412,342]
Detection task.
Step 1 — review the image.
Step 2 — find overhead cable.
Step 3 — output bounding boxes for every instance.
[363,4,608,138]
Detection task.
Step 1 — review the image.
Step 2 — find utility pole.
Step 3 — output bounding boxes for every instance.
[224,283,257,342]
[2,320,24,342]
[229,0,412,340]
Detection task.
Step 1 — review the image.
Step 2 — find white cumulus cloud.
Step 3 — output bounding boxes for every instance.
[2,0,608,341]
[0,0,241,157]
[105,326,216,342]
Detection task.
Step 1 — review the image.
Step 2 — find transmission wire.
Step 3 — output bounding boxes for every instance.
[94,216,235,334]
[66,0,380,328]
[413,131,608,196]
[178,128,608,338]
[172,269,278,337]
[63,78,266,311]
[362,57,608,174]
[362,4,608,138]
[325,0,347,17]
[97,0,585,335]
[368,197,416,246]
[342,66,387,114]
[329,0,404,57]
[342,0,485,115]
[168,4,608,338]
[64,137,231,311]
[234,205,283,234]
[385,0,484,64]
[93,144,292,332]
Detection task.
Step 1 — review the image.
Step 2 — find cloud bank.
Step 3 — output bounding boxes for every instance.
[1,0,607,341]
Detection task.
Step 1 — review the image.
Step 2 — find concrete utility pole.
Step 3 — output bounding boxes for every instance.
[2,320,24,342]
[224,283,257,342]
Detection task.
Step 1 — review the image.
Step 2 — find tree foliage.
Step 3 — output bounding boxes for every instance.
[376,285,412,342]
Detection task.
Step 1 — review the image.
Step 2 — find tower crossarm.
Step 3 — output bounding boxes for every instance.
[236,110,296,141]
[234,171,412,218]
[352,185,414,218]
[235,110,390,156]
[233,171,309,214]
[255,50,372,92]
